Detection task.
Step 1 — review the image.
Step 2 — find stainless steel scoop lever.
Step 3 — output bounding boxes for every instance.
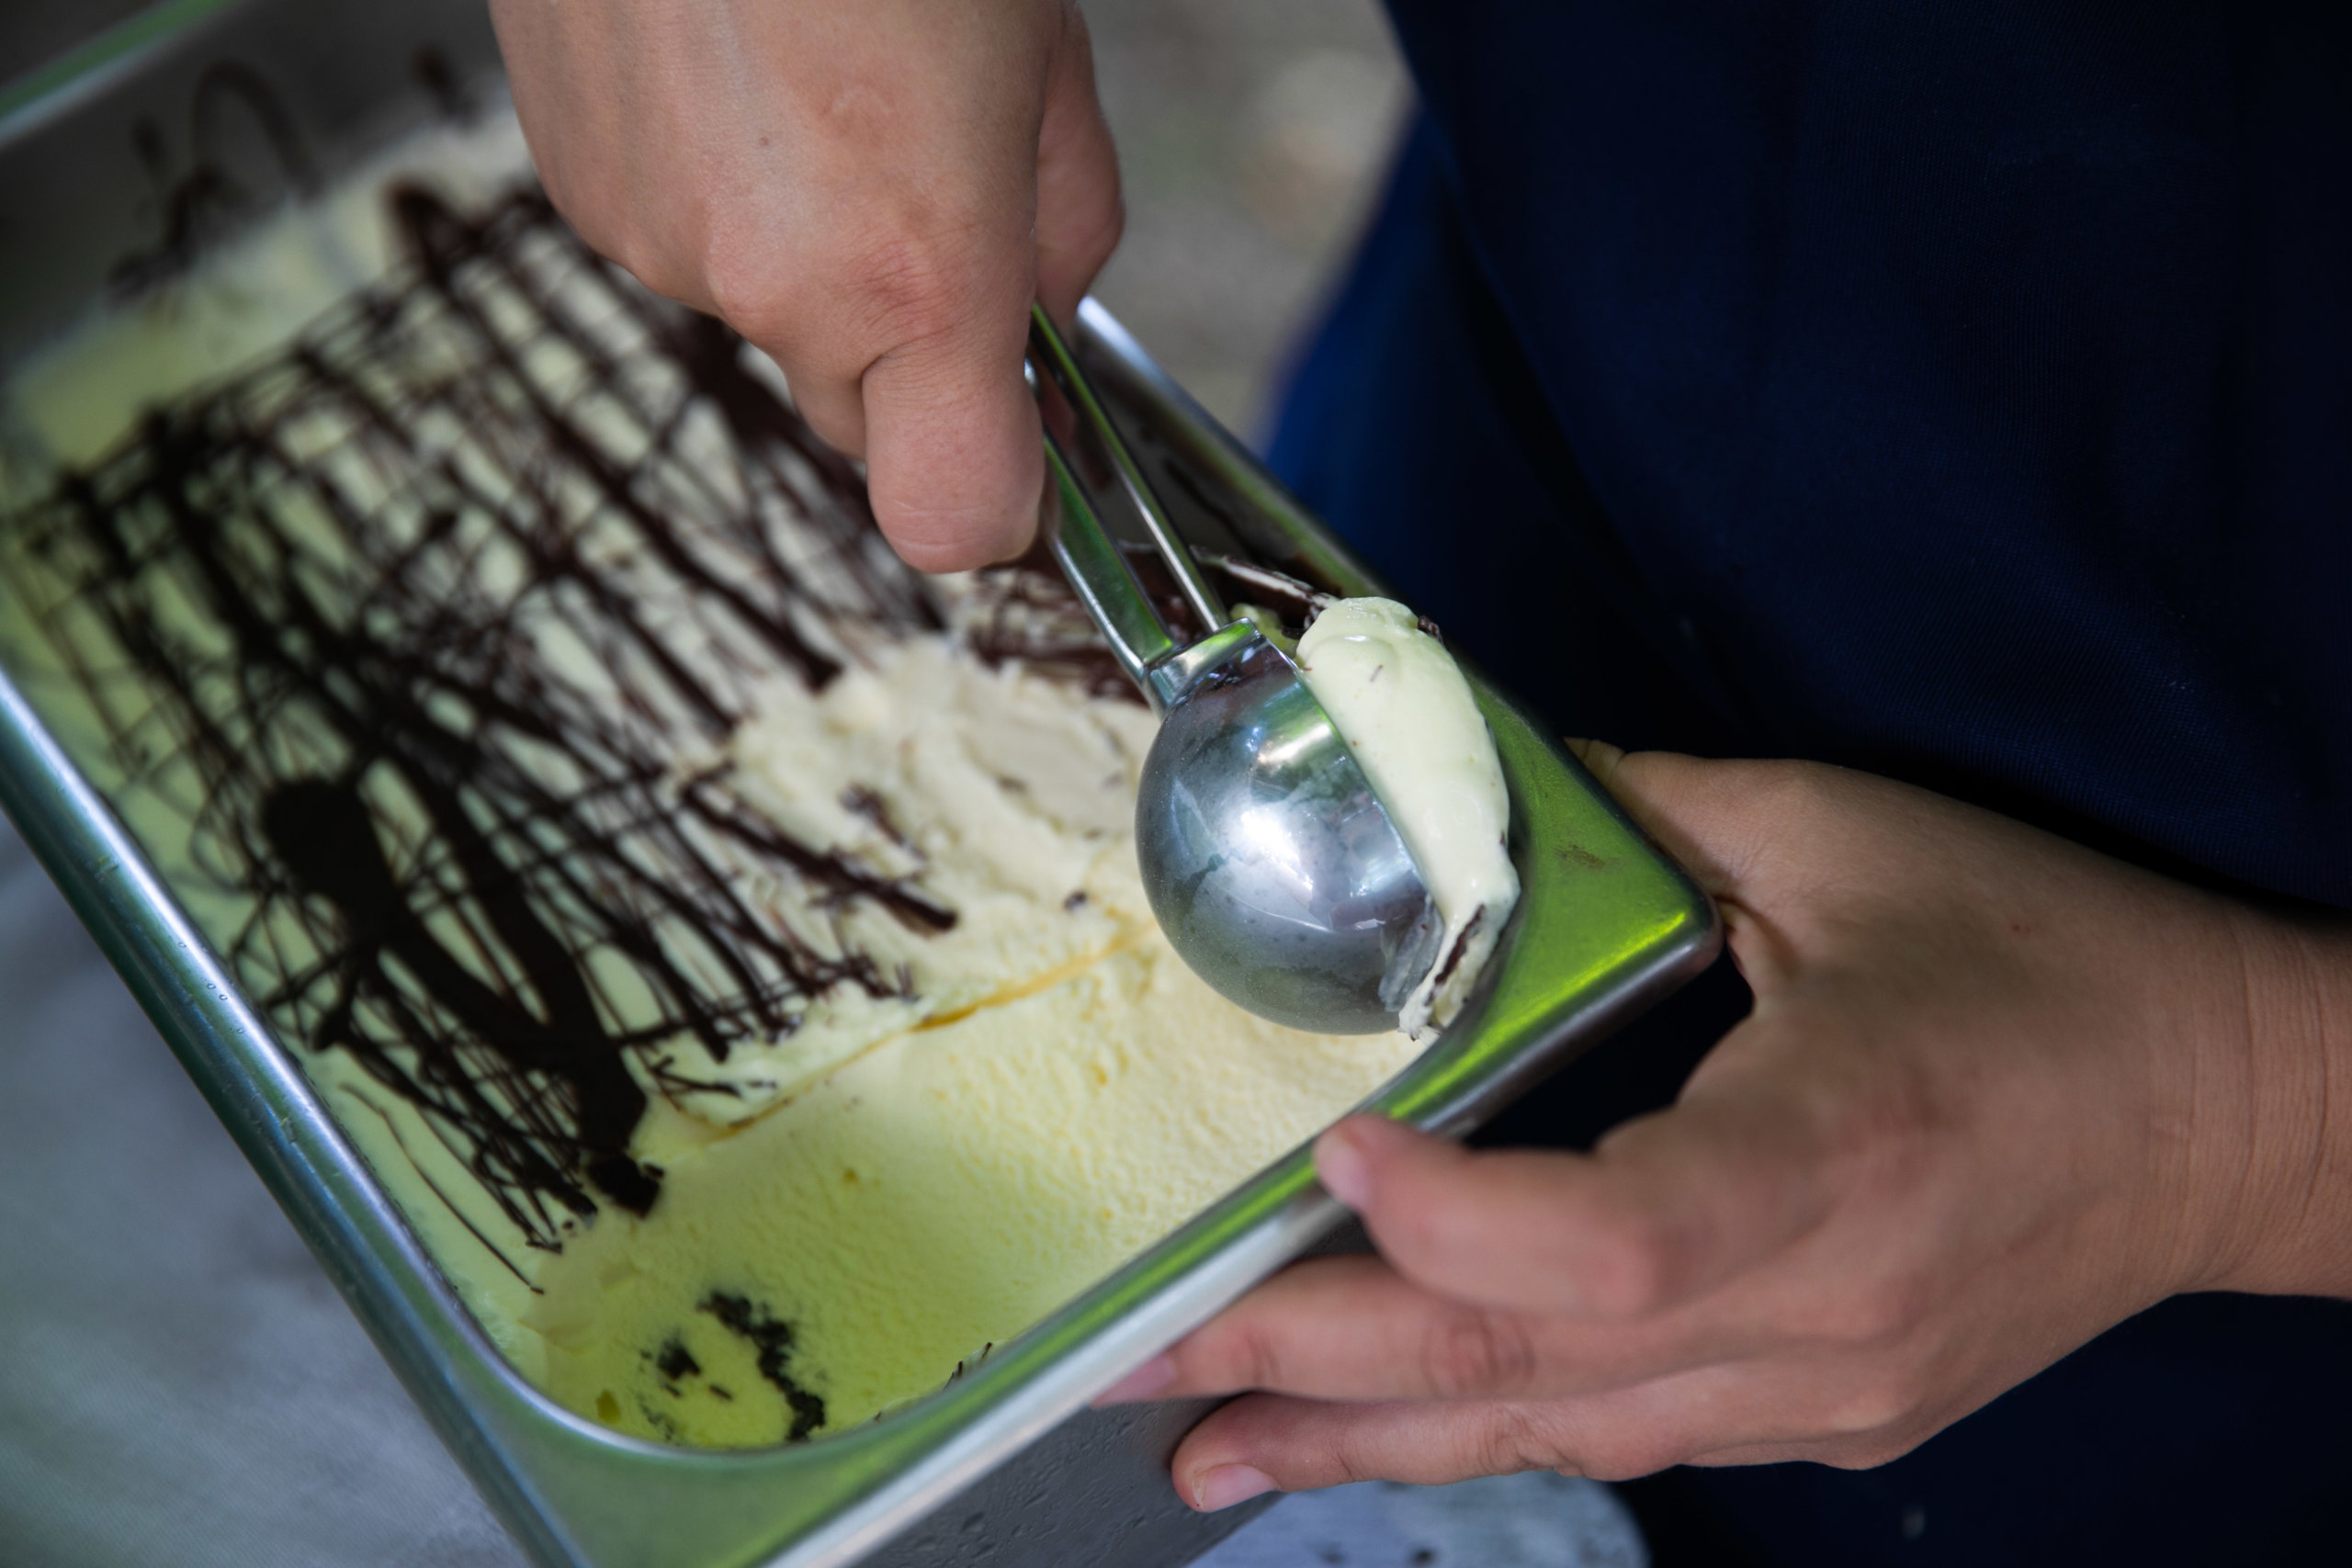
[1023,305,1441,1033]
[1024,302,1224,711]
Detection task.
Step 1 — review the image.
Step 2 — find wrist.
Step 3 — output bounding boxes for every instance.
[2196,906,2352,1298]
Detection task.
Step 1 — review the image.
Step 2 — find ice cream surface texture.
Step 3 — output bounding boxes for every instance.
[535,637,1428,1442]
[1296,598,1519,1035]
[531,934,1413,1441]
[0,112,1435,1449]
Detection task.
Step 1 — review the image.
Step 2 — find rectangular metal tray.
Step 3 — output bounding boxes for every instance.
[0,6,1719,1565]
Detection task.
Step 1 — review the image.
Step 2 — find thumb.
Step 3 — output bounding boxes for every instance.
[1566,739,1786,901]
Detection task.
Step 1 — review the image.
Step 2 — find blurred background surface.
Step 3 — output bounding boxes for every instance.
[1081,0,1409,438]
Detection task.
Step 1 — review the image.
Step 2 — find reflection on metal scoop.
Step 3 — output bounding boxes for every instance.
[1136,622,1443,1032]
[1026,305,1436,1033]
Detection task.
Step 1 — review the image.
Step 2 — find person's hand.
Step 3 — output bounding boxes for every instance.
[1102,745,2352,1510]
[487,0,1121,570]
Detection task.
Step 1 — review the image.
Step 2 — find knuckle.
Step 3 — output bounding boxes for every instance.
[1830,1275,1935,1347]
[849,223,994,349]
[1326,1428,1385,1487]
[1472,1404,1575,1479]
[1817,1365,1934,1440]
[1773,1260,1935,1352]
[1419,1306,1539,1399]
[1222,1316,1291,1395]
[701,246,797,350]
[1574,1210,1682,1319]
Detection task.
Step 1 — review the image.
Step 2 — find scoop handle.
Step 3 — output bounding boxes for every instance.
[1026,304,1229,710]
[1038,432,1180,705]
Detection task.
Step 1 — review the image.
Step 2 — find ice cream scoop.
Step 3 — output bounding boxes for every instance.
[1026,307,1443,1032]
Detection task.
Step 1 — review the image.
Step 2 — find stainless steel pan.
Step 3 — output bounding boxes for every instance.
[0,6,1718,1564]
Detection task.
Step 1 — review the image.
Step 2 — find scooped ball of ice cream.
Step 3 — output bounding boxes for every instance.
[1295,597,1519,1036]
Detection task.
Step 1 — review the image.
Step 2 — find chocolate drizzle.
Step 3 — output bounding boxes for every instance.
[2,186,1104,1248]
[955,542,1151,704]
[112,62,322,298]
[700,1292,827,1442]
[652,1337,702,1385]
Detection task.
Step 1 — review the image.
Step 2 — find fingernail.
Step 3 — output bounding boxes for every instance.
[1194,1464,1278,1512]
[1316,1122,1373,1210]
[1094,1353,1174,1406]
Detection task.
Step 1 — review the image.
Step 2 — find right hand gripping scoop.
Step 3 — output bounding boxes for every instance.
[1024,306,1440,1034]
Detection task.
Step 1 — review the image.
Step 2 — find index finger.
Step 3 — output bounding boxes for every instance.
[1318,1071,1834,1320]
[1102,1253,1758,1408]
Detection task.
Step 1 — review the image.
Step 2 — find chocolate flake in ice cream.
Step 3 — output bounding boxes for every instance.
[0,125,1487,1446]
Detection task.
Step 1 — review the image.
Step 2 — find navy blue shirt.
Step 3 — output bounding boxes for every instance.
[1276,0,2351,908]
[1267,4,2352,1563]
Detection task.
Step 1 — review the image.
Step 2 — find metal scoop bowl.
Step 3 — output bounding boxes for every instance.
[1027,306,1439,1033]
